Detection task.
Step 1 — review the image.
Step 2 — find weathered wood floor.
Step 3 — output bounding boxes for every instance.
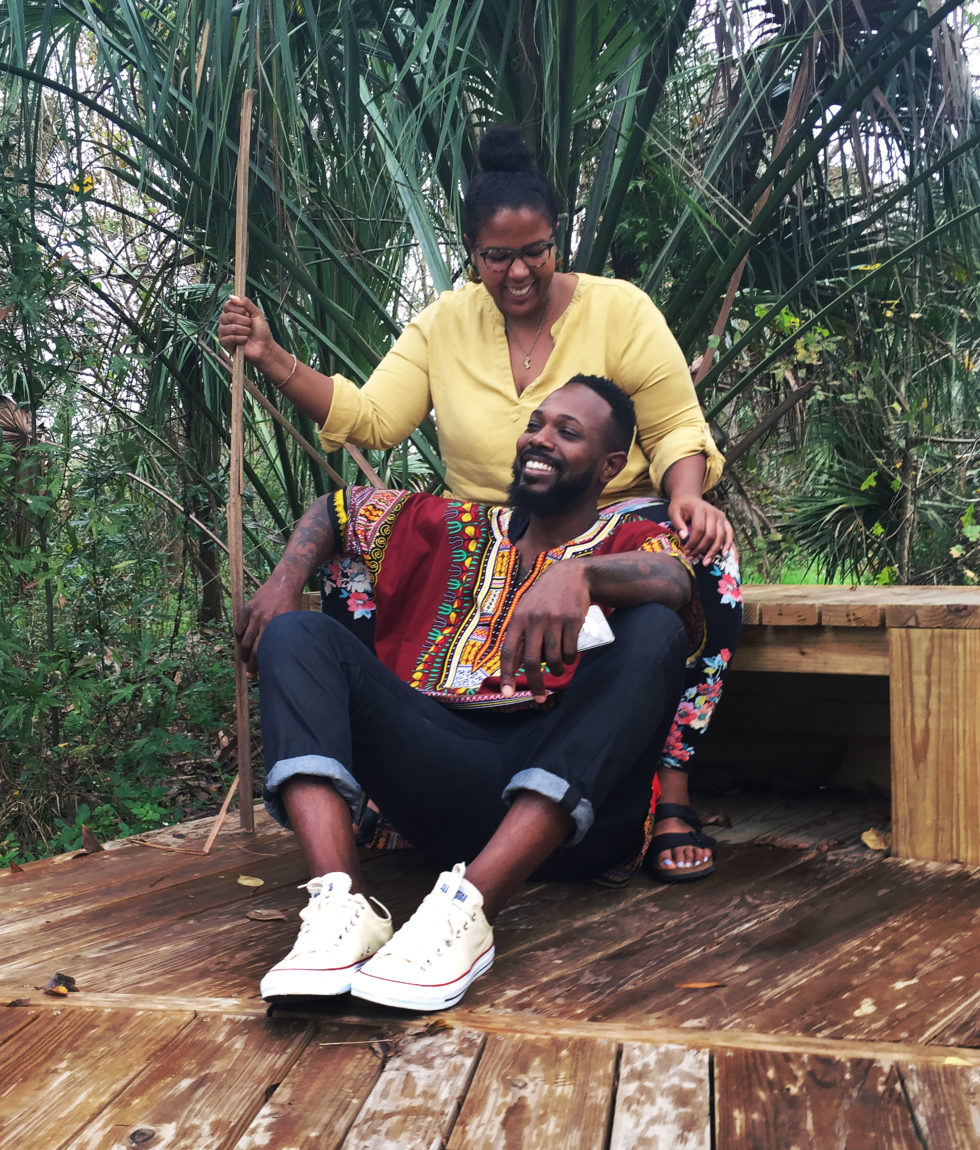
[2,791,979,1149]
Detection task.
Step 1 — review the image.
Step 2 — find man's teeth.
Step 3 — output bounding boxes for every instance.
[525,459,556,473]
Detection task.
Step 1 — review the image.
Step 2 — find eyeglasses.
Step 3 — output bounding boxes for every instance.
[477,240,555,273]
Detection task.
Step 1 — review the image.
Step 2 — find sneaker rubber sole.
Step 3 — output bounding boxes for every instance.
[260,959,369,1000]
[350,944,495,1011]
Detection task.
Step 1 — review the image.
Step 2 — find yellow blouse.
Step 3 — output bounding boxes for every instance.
[318,274,723,507]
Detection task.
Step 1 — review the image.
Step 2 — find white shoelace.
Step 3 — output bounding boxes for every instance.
[385,865,478,960]
[285,878,364,959]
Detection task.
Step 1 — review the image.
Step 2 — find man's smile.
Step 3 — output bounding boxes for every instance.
[519,452,560,481]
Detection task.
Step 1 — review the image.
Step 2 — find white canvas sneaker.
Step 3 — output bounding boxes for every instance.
[260,872,392,999]
[350,863,494,1011]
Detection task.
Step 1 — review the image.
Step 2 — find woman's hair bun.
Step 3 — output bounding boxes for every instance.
[478,124,534,173]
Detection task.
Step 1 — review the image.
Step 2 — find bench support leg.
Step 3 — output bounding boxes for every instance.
[890,629,980,864]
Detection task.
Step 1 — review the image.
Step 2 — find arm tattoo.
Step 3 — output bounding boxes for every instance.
[584,552,692,608]
[280,497,337,579]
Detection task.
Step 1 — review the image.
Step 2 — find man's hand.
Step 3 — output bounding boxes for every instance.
[235,576,304,677]
[667,493,734,563]
[498,562,591,702]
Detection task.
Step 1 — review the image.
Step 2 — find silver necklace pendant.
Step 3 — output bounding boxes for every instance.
[509,294,551,370]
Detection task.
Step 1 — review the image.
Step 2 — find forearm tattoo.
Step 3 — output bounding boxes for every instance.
[585,552,692,607]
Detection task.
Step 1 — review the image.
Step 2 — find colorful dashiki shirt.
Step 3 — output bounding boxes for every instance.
[328,488,702,709]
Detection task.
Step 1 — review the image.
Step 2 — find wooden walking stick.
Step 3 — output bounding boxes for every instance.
[230,88,256,831]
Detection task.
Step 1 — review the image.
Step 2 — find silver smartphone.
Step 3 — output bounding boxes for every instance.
[576,604,615,651]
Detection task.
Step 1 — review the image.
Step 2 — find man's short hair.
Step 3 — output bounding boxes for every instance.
[563,374,637,455]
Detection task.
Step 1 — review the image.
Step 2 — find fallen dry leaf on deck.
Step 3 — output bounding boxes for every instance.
[80,825,104,853]
[675,981,727,989]
[861,828,891,852]
[758,832,831,851]
[701,812,732,829]
[370,1039,394,1062]
[246,908,287,922]
[41,972,78,996]
[5,999,31,1007]
[9,861,24,874]
[237,875,264,887]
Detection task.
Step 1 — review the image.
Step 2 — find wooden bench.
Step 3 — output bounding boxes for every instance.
[733,586,980,866]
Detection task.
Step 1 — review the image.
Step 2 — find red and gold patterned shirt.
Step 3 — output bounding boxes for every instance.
[329,488,701,708]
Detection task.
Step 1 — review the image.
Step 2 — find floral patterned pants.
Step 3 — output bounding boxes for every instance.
[602,500,742,824]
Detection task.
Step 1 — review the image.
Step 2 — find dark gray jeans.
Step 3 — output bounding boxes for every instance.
[257,604,687,881]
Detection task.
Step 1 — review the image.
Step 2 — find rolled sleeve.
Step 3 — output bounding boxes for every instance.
[617,291,725,495]
[647,422,725,494]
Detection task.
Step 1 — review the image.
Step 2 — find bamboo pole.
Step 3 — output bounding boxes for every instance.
[230,89,256,831]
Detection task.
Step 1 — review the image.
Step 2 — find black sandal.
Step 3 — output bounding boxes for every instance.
[645,802,716,884]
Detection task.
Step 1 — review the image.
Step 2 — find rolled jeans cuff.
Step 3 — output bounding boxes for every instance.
[502,767,594,845]
[263,754,362,830]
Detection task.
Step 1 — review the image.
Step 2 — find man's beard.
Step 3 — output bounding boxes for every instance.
[507,455,594,517]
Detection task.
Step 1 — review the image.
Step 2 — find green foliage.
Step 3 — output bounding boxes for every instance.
[716,289,980,583]
[0,431,239,865]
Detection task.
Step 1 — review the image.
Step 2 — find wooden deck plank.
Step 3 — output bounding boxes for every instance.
[741,585,884,627]
[472,842,821,1010]
[33,855,438,1001]
[341,1027,484,1150]
[884,595,980,629]
[758,600,822,626]
[709,793,884,849]
[589,861,980,1043]
[447,1032,616,1149]
[0,1007,37,1046]
[69,1013,312,1150]
[710,865,980,1045]
[0,827,297,927]
[443,1012,980,1068]
[0,1008,193,1149]
[819,601,885,627]
[609,1043,710,1150]
[715,1050,923,1148]
[477,848,883,1023]
[928,1003,980,1051]
[5,791,980,1145]
[741,585,980,631]
[900,1061,980,1148]
[233,1023,383,1150]
[0,849,312,990]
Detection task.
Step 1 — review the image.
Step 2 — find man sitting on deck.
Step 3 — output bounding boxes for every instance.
[237,375,702,1011]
